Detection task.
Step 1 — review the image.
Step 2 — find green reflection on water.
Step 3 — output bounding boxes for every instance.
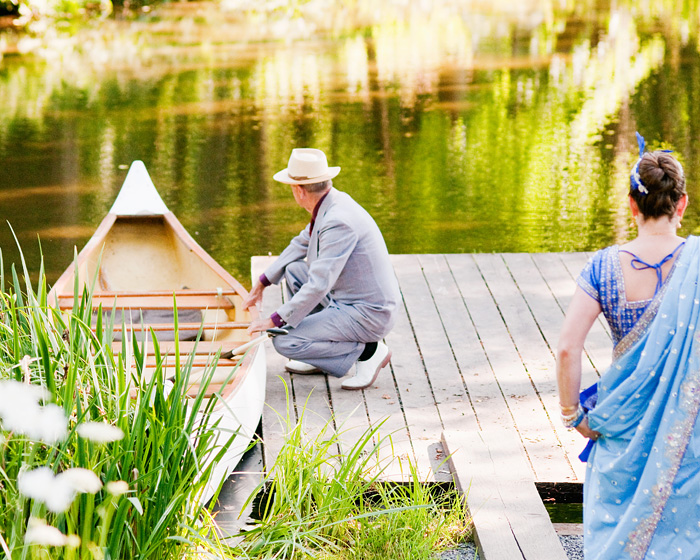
[2,2,700,286]
[545,502,583,524]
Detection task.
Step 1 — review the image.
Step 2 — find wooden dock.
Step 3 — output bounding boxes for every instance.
[251,253,610,558]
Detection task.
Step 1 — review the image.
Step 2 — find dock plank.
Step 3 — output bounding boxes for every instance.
[393,255,476,437]
[446,253,568,482]
[385,254,448,480]
[443,429,568,560]
[252,256,293,471]
[415,254,478,432]
[501,252,587,480]
[287,369,335,444]
[420,255,514,430]
[418,252,520,481]
[366,311,424,479]
[326,373,380,469]
[474,253,578,482]
[359,360,415,480]
[500,253,565,356]
[443,430,524,559]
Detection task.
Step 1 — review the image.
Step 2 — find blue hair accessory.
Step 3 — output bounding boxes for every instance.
[630,132,648,195]
[630,132,677,195]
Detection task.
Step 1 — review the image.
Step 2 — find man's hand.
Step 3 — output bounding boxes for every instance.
[248,316,275,336]
[243,282,265,310]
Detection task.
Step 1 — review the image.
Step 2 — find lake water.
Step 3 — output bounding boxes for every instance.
[2,1,700,286]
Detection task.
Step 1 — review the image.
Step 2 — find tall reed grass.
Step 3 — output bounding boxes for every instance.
[0,249,237,559]
[228,391,472,559]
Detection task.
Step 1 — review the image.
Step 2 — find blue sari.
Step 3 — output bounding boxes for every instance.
[583,235,700,559]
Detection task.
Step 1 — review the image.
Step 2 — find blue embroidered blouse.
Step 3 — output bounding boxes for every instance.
[577,243,684,346]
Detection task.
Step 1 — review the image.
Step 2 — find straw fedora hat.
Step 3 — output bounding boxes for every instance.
[273,148,341,185]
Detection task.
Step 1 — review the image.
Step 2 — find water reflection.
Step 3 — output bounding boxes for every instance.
[1,1,699,285]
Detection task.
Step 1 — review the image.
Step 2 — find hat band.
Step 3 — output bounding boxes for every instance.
[290,173,329,182]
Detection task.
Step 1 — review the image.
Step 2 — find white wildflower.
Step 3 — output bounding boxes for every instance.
[76,422,124,443]
[0,380,49,417]
[66,534,81,547]
[18,467,55,499]
[19,467,103,513]
[58,468,102,494]
[24,518,80,547]
[0,380,67,444]
[31,404,69,444]
[25,519,68,546]
[105,481,129,495]
[19,467,75,513]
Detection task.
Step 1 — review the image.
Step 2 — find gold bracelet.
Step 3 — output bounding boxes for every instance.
[559,402,580,413]
[561,405,586,429]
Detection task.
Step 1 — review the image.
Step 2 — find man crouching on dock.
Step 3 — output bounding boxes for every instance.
[243,148,400,390]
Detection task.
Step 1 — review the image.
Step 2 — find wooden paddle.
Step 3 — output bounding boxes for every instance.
[220,327,288,359]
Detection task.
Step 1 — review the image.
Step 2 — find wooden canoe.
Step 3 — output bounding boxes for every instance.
[48,160,266,502]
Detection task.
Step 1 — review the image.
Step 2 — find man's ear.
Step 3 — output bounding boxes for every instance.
[294,184,307,200]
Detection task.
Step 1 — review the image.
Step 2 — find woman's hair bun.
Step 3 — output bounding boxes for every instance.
[632,151,685,219]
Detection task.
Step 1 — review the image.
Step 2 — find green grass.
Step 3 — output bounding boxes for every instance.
[0,247,238,559]
[227,391,472,559]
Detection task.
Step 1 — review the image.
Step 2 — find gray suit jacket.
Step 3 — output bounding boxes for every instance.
[264,188,400,338]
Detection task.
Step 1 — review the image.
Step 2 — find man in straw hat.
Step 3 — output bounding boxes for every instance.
[243,148,400,390]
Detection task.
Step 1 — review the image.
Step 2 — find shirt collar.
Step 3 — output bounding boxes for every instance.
[309,190,330,233]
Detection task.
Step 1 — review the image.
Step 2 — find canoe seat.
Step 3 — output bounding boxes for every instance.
[132,361,242,399]
[95,308,203,341]
[56,289,249,342]
[56,289,238,311]
[112,340,248,356]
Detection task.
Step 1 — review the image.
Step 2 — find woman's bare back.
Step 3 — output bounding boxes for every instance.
[618,236,685,302]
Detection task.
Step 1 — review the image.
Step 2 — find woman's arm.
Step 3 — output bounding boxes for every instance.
[556,286,603,439]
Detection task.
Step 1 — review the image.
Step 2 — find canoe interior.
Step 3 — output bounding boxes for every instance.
[51,214,258,398]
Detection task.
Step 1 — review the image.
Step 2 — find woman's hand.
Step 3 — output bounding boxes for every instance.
[575,416,601,440]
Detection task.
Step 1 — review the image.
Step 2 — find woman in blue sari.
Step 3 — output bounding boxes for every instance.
[556,134,700,559]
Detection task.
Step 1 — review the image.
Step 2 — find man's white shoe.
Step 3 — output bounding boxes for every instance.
[285,360,322,374]
[341,342,391,390]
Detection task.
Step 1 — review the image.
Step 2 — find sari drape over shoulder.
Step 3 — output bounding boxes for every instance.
[583,235,700,559]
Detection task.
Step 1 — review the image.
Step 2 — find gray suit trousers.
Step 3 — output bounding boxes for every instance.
[271,261,371,377]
